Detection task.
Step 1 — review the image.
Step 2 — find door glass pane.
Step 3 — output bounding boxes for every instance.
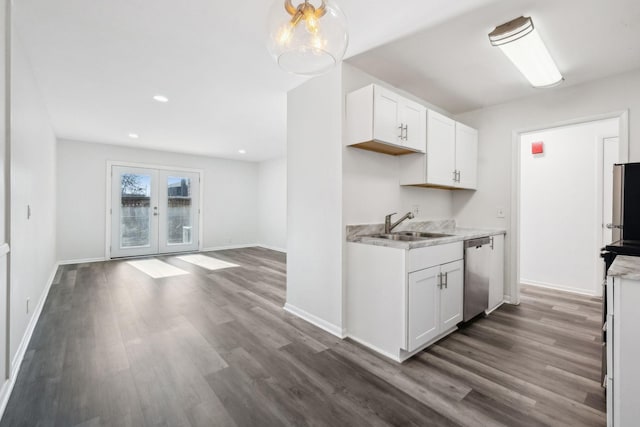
[120,173,152,248]
[166,176,192,245]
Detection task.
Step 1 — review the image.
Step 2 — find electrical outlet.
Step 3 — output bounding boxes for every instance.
[26,298,30,314]
[412,205,420,216]
[497,207,505,218]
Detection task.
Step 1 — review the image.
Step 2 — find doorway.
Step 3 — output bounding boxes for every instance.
[110,165,201,258]
[509,111,629,304]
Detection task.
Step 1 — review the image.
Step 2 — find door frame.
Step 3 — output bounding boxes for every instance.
[510,110,629,304]
[105,161,204,259]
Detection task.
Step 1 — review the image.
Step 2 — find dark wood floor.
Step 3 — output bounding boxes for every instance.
[0,247,605,427]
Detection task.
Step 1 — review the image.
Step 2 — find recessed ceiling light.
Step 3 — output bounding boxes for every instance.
[128,133,139,139]
[238,149,247,154]
[153,94,169,103]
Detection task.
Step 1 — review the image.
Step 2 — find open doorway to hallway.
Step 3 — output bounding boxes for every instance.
[518,118,620,297]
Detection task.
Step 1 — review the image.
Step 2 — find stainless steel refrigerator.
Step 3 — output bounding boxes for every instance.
[608,162,640,252]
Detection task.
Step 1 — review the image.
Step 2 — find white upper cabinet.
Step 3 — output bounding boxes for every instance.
[401,98,428,152]
[455,122,478,190]
[347,84,426,155]
[400,109,478,190]
[425,110,456,186]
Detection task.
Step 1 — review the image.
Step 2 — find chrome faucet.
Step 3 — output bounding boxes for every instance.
[384,211,415,233]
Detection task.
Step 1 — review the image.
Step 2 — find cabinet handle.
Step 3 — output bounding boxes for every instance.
[452,170,457,182]
[437,273,442,289]
[490,236,494,250]
[403,124,408,141]
[444,272,448,289]
[398,124,404,140]
[457,171,461,182]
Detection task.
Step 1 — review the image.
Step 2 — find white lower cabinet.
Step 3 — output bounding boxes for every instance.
[606,273,640,426]
[407,260,463,352]
[488,234,505,312]
[407,266,440,351]
[347,241,464,362]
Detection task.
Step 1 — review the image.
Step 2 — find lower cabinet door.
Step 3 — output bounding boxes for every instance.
[440,259,464,330]
[407,266,440,352]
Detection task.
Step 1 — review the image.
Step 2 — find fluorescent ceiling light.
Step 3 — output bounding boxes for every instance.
[153,94,169,103]
[489,16,563,88]
[128,133,139,139]
[238,149,247,154]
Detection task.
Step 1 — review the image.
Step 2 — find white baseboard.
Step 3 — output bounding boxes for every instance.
[257,244,286,253]
[283,303,345,339]
[346,335,401,362]
[0,261,60,419]
[58,257,107,266]
[520,279,600,297]
[201,243,260,252]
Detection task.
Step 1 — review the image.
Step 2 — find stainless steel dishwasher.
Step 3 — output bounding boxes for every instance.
[463,237,492,321]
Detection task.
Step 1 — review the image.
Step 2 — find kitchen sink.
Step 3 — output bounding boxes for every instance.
[365,231,453,241]
[393,231,453,238]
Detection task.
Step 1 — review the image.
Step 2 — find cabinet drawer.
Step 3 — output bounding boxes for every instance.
[407,241,463,272]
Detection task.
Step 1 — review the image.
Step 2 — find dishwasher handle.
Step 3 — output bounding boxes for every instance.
[464,237,492,249]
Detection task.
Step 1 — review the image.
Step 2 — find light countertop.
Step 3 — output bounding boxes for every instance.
[346,220,505,250]
[609,256,640,281]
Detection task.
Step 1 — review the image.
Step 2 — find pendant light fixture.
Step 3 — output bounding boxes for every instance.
[267,0,348,75]
[489,16,563,88]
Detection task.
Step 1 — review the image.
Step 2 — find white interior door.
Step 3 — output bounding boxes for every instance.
[111,166,200,258]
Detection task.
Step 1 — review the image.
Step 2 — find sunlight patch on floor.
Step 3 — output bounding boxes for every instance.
[127,259,190,278]
[177,254,239,271]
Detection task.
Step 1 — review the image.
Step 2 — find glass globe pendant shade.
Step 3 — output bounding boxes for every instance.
[267,0,348,75]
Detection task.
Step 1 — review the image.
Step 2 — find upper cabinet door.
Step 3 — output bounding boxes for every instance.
[401,99,426,153]
[373,86,402,147]
[426,110,456,187]
[439,259,464,331]
[455,122,478,189]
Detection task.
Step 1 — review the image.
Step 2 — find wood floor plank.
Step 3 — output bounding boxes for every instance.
[0,248,606,427]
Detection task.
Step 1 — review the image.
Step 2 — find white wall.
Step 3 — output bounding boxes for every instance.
[286,64,458,336]
[56,140,259,262]
[520,119,618,295]
[342,63,454,225]
[257,157,286,252]
[454,68,640,301]
[286,66,344,336]
[10,33,57,368]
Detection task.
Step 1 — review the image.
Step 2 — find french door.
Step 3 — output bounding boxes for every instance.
[110,165,200,258]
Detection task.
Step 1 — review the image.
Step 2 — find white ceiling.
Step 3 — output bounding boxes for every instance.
[347,0,640,114]
[15,0,640,161]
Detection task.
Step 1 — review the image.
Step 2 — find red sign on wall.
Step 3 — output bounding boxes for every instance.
[532,141,544,154]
